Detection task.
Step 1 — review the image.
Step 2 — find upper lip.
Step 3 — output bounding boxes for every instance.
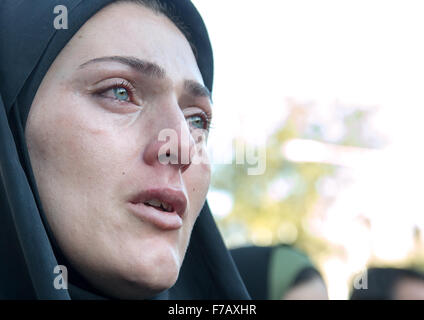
[129,187,188,218]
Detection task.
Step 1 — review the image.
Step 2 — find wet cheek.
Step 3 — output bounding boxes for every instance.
[28,102,111,180]
[47,116,96,163]
[187,163,211,210]
[200,161,211,184]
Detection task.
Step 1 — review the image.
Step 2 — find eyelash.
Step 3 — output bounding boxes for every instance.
[196,110,213,132]
[96,80,213,131]
[100,80,137,103]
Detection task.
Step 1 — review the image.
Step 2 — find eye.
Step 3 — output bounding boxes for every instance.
[113,87,130,101]
[187,113,211,131]
[97,80,138,104]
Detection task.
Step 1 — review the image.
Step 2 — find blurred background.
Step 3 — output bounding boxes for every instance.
[193,0,424,299]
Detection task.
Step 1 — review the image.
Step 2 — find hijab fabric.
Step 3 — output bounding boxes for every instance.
[231,245,315,300]
[0,0,249,300]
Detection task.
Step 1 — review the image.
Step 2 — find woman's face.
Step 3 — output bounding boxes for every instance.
[25,2,211,299]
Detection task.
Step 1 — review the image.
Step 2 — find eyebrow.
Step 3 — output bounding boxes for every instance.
[79,55,211,102]
[79,55,166,79]
[184,80,212,102]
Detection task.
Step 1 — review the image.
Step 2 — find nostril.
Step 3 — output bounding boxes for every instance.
[166,149,170,157]
[158,152,178,165]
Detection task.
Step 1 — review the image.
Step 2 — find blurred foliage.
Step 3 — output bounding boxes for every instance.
[211,100,383,265]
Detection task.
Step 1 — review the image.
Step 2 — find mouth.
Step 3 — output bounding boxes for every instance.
[144,198,174,213]
[127,188,187,230]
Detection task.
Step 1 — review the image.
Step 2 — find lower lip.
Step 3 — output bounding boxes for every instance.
[127,202,183,230]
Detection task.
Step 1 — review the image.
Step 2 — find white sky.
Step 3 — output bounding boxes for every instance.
[194,0,424,299]
[193,0,424,150]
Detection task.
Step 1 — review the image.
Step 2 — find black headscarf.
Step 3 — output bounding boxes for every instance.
[230,245,317,300]
[0,0,249,300]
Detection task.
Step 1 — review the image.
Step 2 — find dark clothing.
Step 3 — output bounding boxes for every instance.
[231,245,316,300]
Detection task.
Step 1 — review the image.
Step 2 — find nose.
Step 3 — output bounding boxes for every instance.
[142,107,195,173]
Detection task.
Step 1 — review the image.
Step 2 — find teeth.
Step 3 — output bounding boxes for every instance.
[145,199,162,208]
[145,199,172,212]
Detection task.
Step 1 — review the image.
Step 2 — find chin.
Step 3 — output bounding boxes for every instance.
[108,241,182,299]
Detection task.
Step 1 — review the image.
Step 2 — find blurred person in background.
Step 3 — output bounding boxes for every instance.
[350,267,424,300]
[231,245,328,300]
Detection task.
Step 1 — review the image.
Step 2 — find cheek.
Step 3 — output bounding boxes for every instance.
[25,91,138,237]
[185,162,211,213]
[25,91,146,266]
[176,162,210,257]
[27,92,133,181]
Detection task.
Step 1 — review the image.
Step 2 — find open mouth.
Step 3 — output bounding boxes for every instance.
[143,198,174,213]
[128,188,188,230]
[129,187,187,218]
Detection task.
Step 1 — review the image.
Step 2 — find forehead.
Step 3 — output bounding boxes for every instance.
[54,2,203,85]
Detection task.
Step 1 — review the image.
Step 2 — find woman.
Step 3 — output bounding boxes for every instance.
[0,0,249,299]
[350,267,424,300]
[231,245,328,300]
